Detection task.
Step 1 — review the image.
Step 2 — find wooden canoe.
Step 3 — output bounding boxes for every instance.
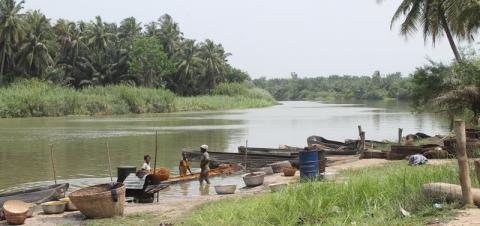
[182,150,297,168]
[0,183,69,209]
[237,146,300,157]
[307,136,359,155]
[165,163,244,185]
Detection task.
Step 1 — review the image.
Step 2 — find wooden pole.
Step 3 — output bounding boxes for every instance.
[358,125,362,138]
[153,131,158,174]
[244,140,248,171]
[454,120,474,205]
[106,140,113,182]
[398,128,403,144]
[49,144,57,185]
[475,160,480,186]
[360,131,366,152]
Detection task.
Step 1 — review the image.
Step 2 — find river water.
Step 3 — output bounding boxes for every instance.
[0,100,449,195]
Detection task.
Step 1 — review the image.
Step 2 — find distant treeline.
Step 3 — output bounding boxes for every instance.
[253,72,412,101]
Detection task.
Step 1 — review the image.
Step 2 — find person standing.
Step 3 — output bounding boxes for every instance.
[179,153,192,176]
[199,145,210,185]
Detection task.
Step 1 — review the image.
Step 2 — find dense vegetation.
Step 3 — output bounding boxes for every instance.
[254,72,412,101]
[0,80,275,117]
[0,0,250,95]
[184,162,472,225]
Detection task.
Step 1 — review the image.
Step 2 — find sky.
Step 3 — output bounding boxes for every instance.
[23,0,462,78]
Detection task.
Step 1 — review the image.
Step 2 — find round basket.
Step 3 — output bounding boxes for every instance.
[283,167,297,177]
[69,183,125,219]
[3,200,29,225]
[267,161,292,173]
[151,168,170,182]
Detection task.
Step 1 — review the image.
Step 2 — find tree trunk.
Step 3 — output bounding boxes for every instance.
[0,49,6,86]
[439,6,462,63]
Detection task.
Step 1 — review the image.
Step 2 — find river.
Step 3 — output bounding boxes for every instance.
[0,100,449,195]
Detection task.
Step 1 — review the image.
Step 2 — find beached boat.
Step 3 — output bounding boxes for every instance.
[0,183,69,209]
[237,146,301,157]
[307,136,359,155]
[182,150,297,168]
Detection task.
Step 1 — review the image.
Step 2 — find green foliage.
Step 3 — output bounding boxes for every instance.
[183,162,469,226]
[128,37,174,88]
[0,79,274,118]
[254,72,412,101]
[213,83,275,102]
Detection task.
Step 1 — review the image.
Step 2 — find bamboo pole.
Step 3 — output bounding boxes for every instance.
[106,140,113,182]
[398,128,403,144]
[49,144,57,185]
[153,131,158,174]
[454,120,474,205]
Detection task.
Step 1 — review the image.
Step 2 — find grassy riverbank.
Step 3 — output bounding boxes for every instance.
[0,80,276,118]
[183,162,476,226]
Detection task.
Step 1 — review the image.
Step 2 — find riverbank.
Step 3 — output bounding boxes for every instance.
[10,158,475,226]
[0,80,276,118]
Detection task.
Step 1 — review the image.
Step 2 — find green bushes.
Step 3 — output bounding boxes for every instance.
[213,83,275,102]
[0,80,275,118]
[184,162,469,226]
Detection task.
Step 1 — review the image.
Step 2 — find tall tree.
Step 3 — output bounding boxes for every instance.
[16,10,55,77]
[171,39,203,95]
[128,37,174,88]
[0,0,24,85]
[158,14,182,57]
[199,39,230,92]
[390,0,463,62]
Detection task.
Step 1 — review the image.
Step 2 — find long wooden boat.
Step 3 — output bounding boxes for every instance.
[307,136,359,155]
[0,183,69,209]
[182,150,297,168]
[237,146,301,157]
[166,163,244,185]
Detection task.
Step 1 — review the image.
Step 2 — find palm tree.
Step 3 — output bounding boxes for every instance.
[435,85,480,126]
[0,0,24,85]
[172,39,203,95]
[199,39,231,92]
[158,14,182,57]
[450,0,480,40]
[86,16,115,52]
[144,21,159,37]
[16,10,55,77]
[119,17,141,41]
[390,0,463,62]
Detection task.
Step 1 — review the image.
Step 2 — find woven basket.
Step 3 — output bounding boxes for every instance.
[267,161,292,173]
[3,200,29,225]
[283,167,296,177]
[69,183,125,219]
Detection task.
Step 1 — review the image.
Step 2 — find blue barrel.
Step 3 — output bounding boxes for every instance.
[299,151,319,180]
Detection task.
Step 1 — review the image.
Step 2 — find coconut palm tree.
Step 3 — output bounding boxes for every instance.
[435,85,480,126]
[119,17,141,41]
[144,21,159,37]
[86,16,115,52]
[390,0,463,62]
[0,0,24,85]
[158,14,182,57]
[16,10,55,77]
[172,39,203,95]
[199,39,231,92]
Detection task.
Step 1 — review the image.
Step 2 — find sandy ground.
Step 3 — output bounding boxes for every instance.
[2,158,470,226]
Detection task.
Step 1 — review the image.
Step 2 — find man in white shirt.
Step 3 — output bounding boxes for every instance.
[199,145,210,185]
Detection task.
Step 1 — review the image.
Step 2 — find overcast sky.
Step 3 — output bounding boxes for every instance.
[24,0,462,78]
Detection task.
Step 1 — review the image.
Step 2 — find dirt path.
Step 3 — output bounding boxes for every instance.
[447,208,480,226]
[0,158,400,226]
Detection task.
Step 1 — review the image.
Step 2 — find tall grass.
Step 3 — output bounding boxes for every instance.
[0,80,276,118]
[184,162,473,226]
